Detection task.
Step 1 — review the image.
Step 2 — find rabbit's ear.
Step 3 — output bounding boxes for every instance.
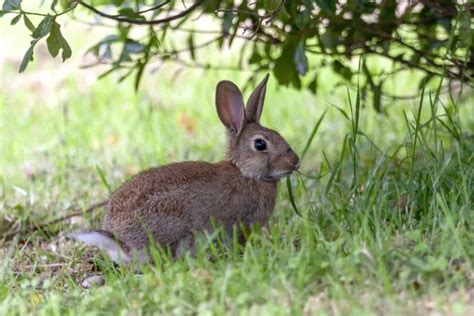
[246,74,269,123]
[216,80,245,135]
[68,230,131,265]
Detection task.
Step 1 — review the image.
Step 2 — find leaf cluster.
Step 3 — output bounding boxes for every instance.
[1,1,473,111]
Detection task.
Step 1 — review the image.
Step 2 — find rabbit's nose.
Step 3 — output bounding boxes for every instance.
[294,161,300,171]
[286,149,300,170]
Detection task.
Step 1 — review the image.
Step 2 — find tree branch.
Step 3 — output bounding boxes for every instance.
[77,0,203,25]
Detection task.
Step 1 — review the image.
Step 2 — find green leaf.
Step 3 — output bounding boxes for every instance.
[222,10,233,36]
[458,10,472,48]
[50,0,58,12]
[62,42,72,62]
[96,34,121,46]
[187,34,195,60]
[436,18,451,33]
[59,0,75,10]
[19,40,37,73]
[0,10,7,17]
[46,25,61,57]
[315,0,335,15]
[274,38,301,88]
[118,8,134,16]
[320,30,338,50]
[23,14,35,32]
[2,0,22,11]
[295,4,311,29]
[123,40,145,55]
[228,1,247,46]
[10,12,20,25]
[134,61,146,91]
[32,15,54,39]
[332,60,352,81]
[102,45,112,60]
[118,7,144,20]
[308,73,318,94]
[60,37,72,61]
[202,0,220,13]
[89,0,123,5]
[46,21,72,61]
[276,6,290,20]
[294,40,308,75]
[418,73,433,90]
[263,0,279,10]
[98,65,122,80]
[248,50,262,65]
[264,0,290,20]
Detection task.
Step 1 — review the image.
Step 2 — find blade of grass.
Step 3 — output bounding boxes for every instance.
[329,102,350,122]
[301,110,327,160]
[410,84,425,183]
[95,164,112,193]
[286,176,303,218]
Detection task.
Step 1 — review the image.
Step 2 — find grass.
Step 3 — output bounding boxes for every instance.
[1,20,474,316]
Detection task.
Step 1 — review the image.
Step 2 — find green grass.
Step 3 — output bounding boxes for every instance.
[1,26,474,315]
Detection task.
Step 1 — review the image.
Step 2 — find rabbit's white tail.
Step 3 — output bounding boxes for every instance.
[68,230,131,265]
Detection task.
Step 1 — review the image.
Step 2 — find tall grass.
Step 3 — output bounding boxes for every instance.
[0,62,473,314]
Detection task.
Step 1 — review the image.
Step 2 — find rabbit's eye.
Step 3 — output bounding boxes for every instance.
[254,139,267,151]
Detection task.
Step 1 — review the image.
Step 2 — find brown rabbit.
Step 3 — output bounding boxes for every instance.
[71,75,299,264]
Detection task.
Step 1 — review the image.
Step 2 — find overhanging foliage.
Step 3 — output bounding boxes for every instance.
[1,0,473,111]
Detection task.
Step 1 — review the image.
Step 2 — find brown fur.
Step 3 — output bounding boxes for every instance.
[104,161,277,255]
[97,75,299,258]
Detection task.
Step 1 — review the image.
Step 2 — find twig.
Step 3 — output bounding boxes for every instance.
[136,0,171,15]
[168,27,282,44]
[2,201,108,241]
[216,0,285,24]
[217,0,286,40]
[77,0,203,25]
[159,36,223,57]
[362,27,461,79]
[2,2,78,17]
[41,200,108,228]
[171,57,255,72]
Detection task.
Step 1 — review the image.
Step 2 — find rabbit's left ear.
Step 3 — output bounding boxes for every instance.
[246,74,269,123]
[216,80,245,135]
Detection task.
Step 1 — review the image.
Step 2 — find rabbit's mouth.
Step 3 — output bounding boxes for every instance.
[264,170,294,181]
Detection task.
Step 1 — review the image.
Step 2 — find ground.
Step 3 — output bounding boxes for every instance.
[0,10,473,316]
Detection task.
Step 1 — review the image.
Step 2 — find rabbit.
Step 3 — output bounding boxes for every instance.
[71,74,300,265]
